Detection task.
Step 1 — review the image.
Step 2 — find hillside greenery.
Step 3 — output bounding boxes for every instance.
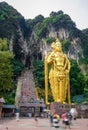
[33,59,88,103]
[0,2,88,104]
[0,38,24,104]
[0,38,14,98]
[26,11,77,41]
[79,29,88,64]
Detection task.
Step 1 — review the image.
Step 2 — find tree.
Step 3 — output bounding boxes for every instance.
[62,39,70,52]
[11,59,24,77]
[0,38,14,97]
[84,71,88,93]
[70,59,85,95]
[33,60,45,88]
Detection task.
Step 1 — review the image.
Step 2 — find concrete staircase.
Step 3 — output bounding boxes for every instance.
[15,68,36,107]
[21,68,36,103]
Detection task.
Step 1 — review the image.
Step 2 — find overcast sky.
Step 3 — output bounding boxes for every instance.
[0,0,88,30]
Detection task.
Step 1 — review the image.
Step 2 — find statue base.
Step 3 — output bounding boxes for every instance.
[50,102,71,115]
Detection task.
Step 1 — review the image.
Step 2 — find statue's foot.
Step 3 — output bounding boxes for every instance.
[46,101,50,105]
[62,101,66,104]
[68,101,71,104]
[57,99,61,103]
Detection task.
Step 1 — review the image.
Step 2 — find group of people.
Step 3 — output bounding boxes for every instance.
[50,114,60,128]
[61,112,72,130]
[49,111,77,129]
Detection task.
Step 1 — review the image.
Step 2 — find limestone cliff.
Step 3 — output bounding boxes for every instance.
[0,2,88,74]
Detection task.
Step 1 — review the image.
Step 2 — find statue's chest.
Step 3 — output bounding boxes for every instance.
[54,53,65,66]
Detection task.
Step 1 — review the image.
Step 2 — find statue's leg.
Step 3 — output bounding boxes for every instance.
[59,80,63,103]
[63,77,67,103]
[49,70,55,101]
[54,77,59,101]
[60,78,66,104]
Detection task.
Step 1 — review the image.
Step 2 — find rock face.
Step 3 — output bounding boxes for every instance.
[0,2,88,73]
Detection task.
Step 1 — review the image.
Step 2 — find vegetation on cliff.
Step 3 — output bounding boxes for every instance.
[0,2,88,104]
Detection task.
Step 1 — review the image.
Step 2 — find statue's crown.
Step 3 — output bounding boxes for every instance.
[51,39,62,48]
[51,42,55,48]
[55,39,62,46]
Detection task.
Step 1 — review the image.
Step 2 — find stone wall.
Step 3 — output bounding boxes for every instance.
[49,102,88,118]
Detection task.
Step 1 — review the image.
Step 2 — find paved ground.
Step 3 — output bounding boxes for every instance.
[0,117,88,130]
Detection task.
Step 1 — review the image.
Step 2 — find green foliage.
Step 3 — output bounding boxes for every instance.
[79,57,88,64]
[0,38,23,103]
[72,93,88,104]
[0,2,22,20]
[37,26,48,39]
[33,60,45,88]
[62,39,70,52]
[11,59,24,77]
[35,19,49,40]
[32,10,76,40]
[0,39,15,103]
[0,38,14,96]
[50,10,64,17]
[72,94,84,104]
[80,30,88,62]
[0,52,14,92]
[37,87,45,99]
[33,59,86,100]
[69,28,81,38]
[0,2,27,38]
[84,71,88,91]
[49,12,76,30]
[5,90,15,104]
[26,15,44,34]
[0,38,8,50]
[33,15,44,24]
[25,19,33,34]
[0,3,88,103]
[45,37,56,44]
[36,23,49,39]
[70,59,85,95]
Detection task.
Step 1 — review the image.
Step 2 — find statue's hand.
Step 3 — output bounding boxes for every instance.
[48,52,55,61]
[51,52,55,57]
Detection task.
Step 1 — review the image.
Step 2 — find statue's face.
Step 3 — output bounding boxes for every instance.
[55,45,62,52]
[51,40,62,52]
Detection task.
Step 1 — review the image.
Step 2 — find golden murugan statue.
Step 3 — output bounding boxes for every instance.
[45,39,71,104]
